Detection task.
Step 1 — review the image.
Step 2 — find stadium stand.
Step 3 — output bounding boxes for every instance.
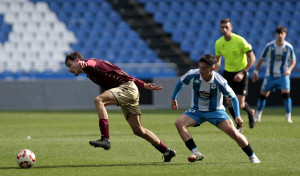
[0,0,300,79]
[0,0,177,80]
[138,0,300,77]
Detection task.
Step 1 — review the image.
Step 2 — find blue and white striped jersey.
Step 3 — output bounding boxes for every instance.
[260,40,296,77]
[180,69,236,111]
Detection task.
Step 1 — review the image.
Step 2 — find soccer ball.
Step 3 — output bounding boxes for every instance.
[16,149,36,168]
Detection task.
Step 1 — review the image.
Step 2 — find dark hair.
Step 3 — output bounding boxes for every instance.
[65,51,84,64]
[199,54,217,67]
[220,18,231,24]
[275,26,287,34]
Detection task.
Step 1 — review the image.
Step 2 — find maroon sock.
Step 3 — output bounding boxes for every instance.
[99,119,109,139]
[153,141,168,154]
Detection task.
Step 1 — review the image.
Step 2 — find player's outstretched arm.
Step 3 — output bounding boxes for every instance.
[144,83,163,90]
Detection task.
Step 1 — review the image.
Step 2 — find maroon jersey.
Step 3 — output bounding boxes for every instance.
[83,59,145,90]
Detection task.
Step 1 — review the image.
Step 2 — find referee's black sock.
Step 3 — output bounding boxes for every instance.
[243,102,253,119]
[242,144,254,157]
[229,107,241,127]
[185,138,197,151]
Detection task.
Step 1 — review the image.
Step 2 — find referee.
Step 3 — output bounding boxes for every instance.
[215,18,256,132]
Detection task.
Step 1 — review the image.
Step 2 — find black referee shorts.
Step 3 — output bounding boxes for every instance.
[223,70,248,96]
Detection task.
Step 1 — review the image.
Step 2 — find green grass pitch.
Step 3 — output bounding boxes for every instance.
[0,108,299,176]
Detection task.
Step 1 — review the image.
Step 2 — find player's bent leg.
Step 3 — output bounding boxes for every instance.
[175,114,198,142]
[127,114,176,162]
[218,119,248,148]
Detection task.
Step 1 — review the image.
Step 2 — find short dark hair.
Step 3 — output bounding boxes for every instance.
[199,54,217,67]
[65,51,84,64]
[275,26,287,34]
[220,18,231,24]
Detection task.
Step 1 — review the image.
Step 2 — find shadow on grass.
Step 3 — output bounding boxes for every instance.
[0,161,248,170]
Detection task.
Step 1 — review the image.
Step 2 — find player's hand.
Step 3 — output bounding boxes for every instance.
[233,71,245,82]
[284,70,291,76]
[144,83,163,90]
[252,72,259,82]
[235,117,243,125]
[171,99,178,110]
[77,61,88,68]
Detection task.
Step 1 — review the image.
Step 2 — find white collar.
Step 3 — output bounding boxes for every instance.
[200,71,215,83]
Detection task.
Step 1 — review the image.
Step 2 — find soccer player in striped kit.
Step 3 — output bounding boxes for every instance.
[171,54,260,163]
[252,26,296,123]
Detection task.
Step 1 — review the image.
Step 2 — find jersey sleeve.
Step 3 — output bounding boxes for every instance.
[133,78,145,87]
[241,37,252,53]
[180,69,196,85]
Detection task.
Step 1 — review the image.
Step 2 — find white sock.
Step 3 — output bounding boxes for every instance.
[286,113,291,120]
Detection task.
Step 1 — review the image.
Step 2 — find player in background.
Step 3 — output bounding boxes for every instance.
[215,18,256,132]
[252,26,296,123]
[171,54,260,164]
[65,51,176,162]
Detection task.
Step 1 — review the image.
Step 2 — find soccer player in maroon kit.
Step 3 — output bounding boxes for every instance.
[65,52,176,162]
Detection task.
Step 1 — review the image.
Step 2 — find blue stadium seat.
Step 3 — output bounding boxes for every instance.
[195,1,207,11]
[245,1,257,12]
[170,1,182,12]
[191,11,204,22]
[220,2,232,12]
[233,1,244,11]
[172,31,184,43]
[74,1,86,12]
[255,10,267,20]
[154,11,166,23]
[252,20,264,31]
[183,1,194,12]
[127,31,140,41]
[87,1,100,12]
[179,11,191,22]
[110,11,122,22]
[268,11,280,21]
[62,2,73,12]
[185,31,198,42]
[188,21,200,32]
[167,11,179,22]
[283,1,294,12]
[205,11,217,22]
[230,11,242,21]
[175,21,188,32]
[280,11,292,21]
[271,1,282,12]
[218,10,230,20]
[207,1,220,11]
[257,1,269,11]
[181,40,193,52]
[157,1,169,13]
[101,1,113,13]
[293,10,300,21]
[144,2,156,13]
[84,11,96,23]
[163,21,175,33]
[119,49,131,59]
[265,21,276,31]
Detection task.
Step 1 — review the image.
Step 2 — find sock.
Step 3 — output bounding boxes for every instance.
[286,113,291,120]
[284,98,292,114]
[242,144,254,157]
[99,119,109,139]
[153,141,168,154]
[243,102,252,116]
[229,108,241,127]
[257,96,266,112]
[185,138,197,151]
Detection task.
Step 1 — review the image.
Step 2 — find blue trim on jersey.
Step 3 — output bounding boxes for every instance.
[280,50,287,76]
[209,84,217,111]
[171,79,184,100]
[270,47,275,77]
[231,97,240,117]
